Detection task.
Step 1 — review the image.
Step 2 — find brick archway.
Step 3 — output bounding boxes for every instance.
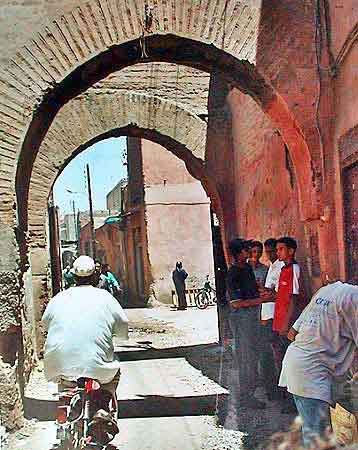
[0,0,317,233]
[0,0,319,348]
[23,91,222,364]
[0,2,323,427]
[27,91,217,247]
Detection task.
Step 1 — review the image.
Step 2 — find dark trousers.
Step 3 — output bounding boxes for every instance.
[259,320,279,397]
[217,303,232,343]
[176,288,187,309]
[229,308,261,402]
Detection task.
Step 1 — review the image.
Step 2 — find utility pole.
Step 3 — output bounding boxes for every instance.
[48,193,62,295]
[72,200,77,242]
[86,164,96,260]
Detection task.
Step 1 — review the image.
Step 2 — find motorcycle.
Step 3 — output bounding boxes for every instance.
[53,377,119,450]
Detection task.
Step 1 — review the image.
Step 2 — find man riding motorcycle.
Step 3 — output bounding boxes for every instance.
[42,255,129,443]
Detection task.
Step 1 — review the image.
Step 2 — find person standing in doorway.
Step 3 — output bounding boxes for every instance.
[172,262,188,311]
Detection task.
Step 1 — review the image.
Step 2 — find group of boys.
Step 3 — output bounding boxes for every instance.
[226,236,302,413]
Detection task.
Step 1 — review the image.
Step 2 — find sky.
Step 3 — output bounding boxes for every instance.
[53,137,128,216]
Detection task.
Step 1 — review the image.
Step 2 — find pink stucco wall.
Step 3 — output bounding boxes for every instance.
[141,140,215,303]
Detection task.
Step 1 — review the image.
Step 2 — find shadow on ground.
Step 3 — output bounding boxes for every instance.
[24,343,295,450]
[24,393,227,421]
[119,343,296,449]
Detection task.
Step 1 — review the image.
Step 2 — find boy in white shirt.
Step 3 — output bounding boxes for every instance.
[259,238,285,401]
[280,280,358,446]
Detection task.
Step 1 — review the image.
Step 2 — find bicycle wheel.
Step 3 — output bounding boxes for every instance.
[208,288,217,304]
[195,291,209,309]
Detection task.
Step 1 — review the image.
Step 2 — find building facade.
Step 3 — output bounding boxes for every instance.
[79,216,109,260]
[122,138,215,304]
[61,213,77,242]
[106,178,127,215]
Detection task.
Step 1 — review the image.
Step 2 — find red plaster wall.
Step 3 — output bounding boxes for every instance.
[329,1,358,57]
[127,137,144,206]
[95,224,126,282]
[123,207,152,304]
[257,1,319,143]
[79,223,91,255]
[206,0,327,292]
[229,91,301,239]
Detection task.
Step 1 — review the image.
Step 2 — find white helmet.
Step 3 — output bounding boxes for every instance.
[72,255,95,277]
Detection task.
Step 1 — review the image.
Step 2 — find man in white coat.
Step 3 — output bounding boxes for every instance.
[42,255,129,391]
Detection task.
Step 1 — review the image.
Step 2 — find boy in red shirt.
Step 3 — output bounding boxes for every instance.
[272,236,302,413]
[273,237,301,336]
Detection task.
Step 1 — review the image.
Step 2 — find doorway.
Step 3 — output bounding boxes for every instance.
[343,162,358,281]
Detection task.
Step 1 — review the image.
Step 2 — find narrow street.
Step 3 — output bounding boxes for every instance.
[8,304,294,450]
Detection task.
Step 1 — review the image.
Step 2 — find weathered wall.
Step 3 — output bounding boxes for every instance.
[228,91,302,239]
[0,228,22,343]
[95,224,126,282]
[28,248,49,356]
[231,0,321,242]
[0,361,24,430]
[329,0,358,277]
[94,64,209,115]
[126,137,153,305]
[141,139,214,303]
[0,0,261,67]
[204,0,339,290]
[205,73,237,242]
[142,139,195,186]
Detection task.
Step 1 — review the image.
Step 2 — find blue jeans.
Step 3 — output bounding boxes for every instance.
[293,394,331,447]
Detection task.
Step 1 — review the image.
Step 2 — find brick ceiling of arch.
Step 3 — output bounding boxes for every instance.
[92,63,210,116]
[27,91,210,247]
